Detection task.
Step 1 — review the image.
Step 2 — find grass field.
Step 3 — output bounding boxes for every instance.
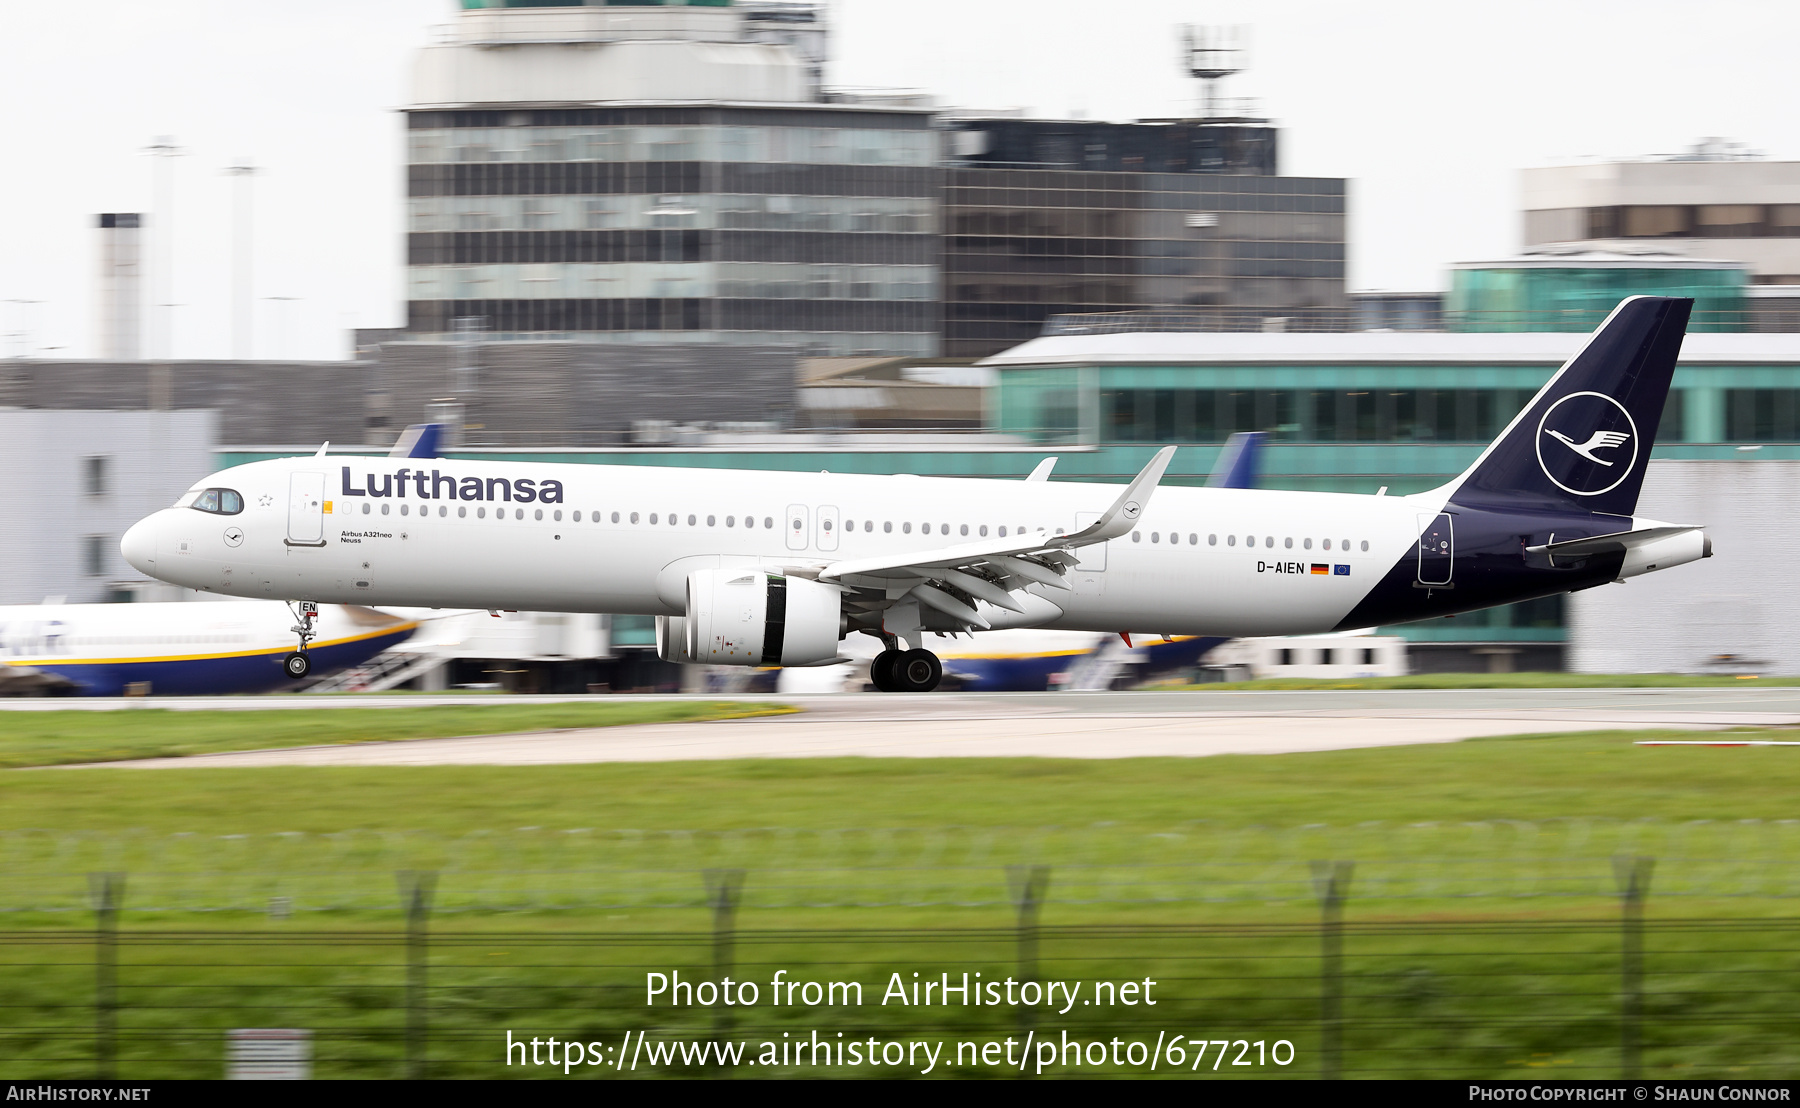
[6,725,1798,831]
[0,701,790,769]
[5,714,1800,1078]
[1166,673,1800,691]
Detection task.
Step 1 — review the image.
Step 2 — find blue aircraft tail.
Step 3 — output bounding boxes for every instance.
[1206,431,1264,490]
[389,423,444,460]
[1448,295,1691,517]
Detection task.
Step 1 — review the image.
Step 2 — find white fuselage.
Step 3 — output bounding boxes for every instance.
[122,456,1441,638]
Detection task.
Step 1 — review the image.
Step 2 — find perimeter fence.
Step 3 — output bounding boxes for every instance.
[4,823,1800,1078]
[4,862,1800,1080]
[3,819,1800,914]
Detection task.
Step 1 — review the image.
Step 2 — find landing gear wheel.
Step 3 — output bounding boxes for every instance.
[895,649,942,693]
[870,649,902,692]
[285,601,320,679]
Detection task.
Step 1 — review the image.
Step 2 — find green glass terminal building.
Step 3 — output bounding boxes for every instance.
[1447,252,1748,332]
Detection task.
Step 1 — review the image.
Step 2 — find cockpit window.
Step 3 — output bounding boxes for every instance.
[188,488,244,515]
[174,490,201,508]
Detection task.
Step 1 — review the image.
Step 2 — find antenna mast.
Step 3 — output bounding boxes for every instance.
[1179,24,1247,119]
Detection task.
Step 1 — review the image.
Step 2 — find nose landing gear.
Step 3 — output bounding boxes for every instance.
[283,600,319,680]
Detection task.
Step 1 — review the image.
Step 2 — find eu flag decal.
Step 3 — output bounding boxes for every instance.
[1310,564,1329,575]
[1333,564,1350,576]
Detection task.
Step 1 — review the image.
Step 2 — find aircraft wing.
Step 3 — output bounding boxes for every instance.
[815,447,1175,630]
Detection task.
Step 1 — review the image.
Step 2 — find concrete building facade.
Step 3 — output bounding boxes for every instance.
[96,213,141,361]
[1522,155,1800,284]
[403,1,941,356]
[0,410,216,605]
[1569,460,1800,674]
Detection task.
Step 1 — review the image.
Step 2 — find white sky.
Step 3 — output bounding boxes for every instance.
[2,0,1797,360]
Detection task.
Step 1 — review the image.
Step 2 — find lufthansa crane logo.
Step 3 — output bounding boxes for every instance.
[1535,391,1639,497]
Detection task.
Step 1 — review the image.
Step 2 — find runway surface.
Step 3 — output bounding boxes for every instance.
[46,687,1800,768]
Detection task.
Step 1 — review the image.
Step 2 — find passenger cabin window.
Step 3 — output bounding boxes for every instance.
[188,488,244,515]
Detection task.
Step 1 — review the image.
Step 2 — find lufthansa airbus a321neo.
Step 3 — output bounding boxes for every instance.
[121,296,1711,692]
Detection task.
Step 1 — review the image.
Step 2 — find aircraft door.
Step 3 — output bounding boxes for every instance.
[816,505,840,552]
[1416,513,1454,586]
[287,472,326,547]
[1072,511,1106,570]
[784,503,809,551]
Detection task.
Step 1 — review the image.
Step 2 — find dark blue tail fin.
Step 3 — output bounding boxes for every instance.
[1448,295,1691,516]
[1206,431,1264,489]
[388,423,444,460]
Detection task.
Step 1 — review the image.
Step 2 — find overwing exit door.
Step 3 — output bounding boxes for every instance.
[1073,512,1106,570]
[785,503,809,551]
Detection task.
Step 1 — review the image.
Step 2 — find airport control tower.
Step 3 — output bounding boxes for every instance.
[402,0,940,357]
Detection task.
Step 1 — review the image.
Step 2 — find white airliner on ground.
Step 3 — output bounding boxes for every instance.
[0,601,416,696]
[122,297,1712,692]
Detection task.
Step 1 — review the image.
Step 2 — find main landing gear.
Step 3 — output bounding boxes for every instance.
[283,600,319,680]
[871,647,942,693]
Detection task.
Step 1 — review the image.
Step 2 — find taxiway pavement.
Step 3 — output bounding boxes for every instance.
[45,688,1800,768]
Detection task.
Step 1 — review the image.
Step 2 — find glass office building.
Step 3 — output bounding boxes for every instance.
[940,117,1348,359]
[405,106,941,354]
[404,0,939,355]
[944,168,1347,358]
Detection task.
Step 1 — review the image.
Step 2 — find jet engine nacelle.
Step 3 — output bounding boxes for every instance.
[683,568,841,667]
[655,615,695,664]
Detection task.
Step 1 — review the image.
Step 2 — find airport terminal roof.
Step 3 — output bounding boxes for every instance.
[981,330,1800,367]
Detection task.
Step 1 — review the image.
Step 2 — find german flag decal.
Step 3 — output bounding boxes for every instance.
[1310,563,1329,575]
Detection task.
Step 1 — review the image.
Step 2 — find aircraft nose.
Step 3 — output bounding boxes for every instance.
[120,516,158,573]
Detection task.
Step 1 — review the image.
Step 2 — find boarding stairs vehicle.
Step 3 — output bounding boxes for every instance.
[304,648,444,694]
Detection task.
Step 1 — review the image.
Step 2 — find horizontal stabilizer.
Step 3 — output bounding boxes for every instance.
[1525,525,1703,558]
